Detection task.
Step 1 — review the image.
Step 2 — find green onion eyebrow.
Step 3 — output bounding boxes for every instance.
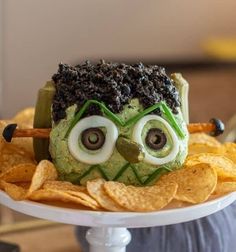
[65,100,185,138]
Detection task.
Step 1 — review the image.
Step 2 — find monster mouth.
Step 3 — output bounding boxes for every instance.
[62,162,172,186]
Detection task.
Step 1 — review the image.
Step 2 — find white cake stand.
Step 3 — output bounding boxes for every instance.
[1,190,236,252]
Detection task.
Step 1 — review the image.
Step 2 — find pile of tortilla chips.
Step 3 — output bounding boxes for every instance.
[1,109,236,212]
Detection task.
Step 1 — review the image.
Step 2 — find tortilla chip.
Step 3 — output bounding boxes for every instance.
[186,153,236,179]
[65,190,101,209]
[29,189,100,210]
[87,179,126,211]
[160,163,217,203]
[222,143,236,164]
[0,163,37,182]
[28,160,58,194]
[0,145,36,173]
[0,118,34,159]
[43,180,86,193]
[12,107,35,128]
[214,181,236,195]
[1,180,27,200]
[104,180,177,212]
[188,143,223,155]
[189,133,221,147]
[8,138,34,159]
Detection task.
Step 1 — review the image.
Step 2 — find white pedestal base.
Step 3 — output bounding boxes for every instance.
[1,191,236,251]
[86,227,131,252]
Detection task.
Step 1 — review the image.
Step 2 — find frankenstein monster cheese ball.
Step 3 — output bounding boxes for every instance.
[36,61,189,186]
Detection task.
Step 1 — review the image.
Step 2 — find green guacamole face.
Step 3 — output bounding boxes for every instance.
[49,99,188,186]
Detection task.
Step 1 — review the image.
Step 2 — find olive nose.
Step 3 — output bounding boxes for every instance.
[116,136,145,163]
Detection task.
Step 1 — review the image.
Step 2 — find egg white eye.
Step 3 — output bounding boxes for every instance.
[132,115,179,165]
[68,115,118,164]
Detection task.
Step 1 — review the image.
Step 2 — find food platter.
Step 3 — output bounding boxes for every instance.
[1,190,236,252]
[1,190,236,227]
[0,61,235,251]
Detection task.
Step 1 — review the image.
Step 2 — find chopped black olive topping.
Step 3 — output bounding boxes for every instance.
[52,60,180,122]
[81,128,105,150]
[145,128,167,150]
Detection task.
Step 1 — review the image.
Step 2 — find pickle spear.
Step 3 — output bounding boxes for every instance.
[116,136,145,163]
[33,81,55,162]
[171,73,189,124]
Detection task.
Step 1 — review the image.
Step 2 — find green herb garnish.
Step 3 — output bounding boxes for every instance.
[65,100,185,138]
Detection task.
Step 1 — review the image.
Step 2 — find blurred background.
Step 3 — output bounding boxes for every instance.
[0,0,236,122]
[0,0,236,251]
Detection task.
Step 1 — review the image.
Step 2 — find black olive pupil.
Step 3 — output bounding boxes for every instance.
[152,134,162,145]
[81,128,105,150]
[145,128,167,150]
[88,133,99,144]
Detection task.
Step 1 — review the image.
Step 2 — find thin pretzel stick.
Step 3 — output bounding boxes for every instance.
[10,122,216,139]
[13,128,51,138]
[187,123,215,134]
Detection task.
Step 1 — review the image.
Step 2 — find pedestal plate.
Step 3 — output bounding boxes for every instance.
[1,191,236,252]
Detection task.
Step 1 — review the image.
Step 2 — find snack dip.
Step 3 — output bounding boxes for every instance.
[1,60,232,212]
[35,61,189,186]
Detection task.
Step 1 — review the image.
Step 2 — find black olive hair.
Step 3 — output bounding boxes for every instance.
[52,60,180,123]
